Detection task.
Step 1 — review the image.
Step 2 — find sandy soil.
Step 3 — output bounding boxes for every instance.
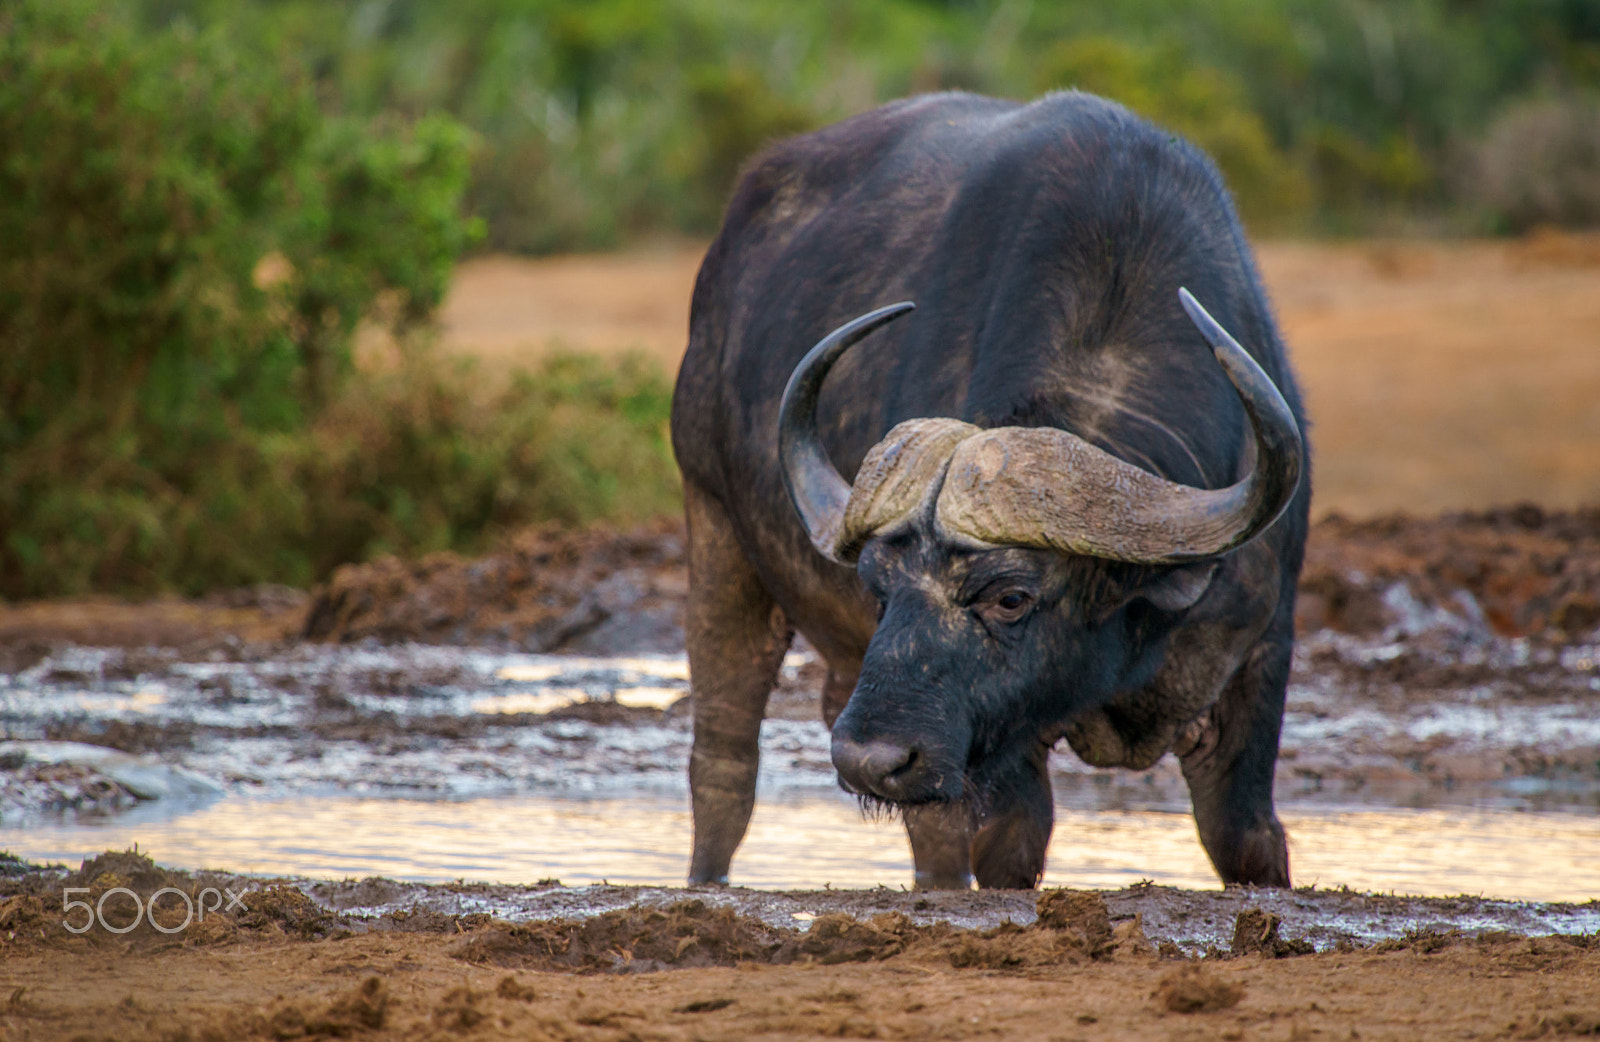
[2,852,1598,1042]
[6,920,1600,1042]
[436,231,1600,519]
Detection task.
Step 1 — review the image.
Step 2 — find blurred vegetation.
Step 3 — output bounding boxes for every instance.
[293,351,678,587]
[3,0,1598,596]
[124,0,1600,243]
[0,0,674,598]
[1469,93,1600,230]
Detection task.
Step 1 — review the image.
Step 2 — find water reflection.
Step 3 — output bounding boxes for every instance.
[6,791,1599,903]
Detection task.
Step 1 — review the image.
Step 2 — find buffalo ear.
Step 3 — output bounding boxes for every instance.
[1137,563,1217,612]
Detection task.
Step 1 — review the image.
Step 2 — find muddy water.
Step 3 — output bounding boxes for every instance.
[10,789,1600,903]
[4,640,1600,903]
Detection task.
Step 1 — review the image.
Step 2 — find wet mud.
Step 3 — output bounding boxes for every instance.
[3,851,1600,1041]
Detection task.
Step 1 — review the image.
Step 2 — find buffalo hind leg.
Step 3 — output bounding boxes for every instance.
[685,482,792,885]
[1178,623,1292,887]
[970,743,1053,889]
[820,666,856,731]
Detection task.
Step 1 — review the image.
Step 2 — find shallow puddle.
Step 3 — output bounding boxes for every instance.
[5,640,1600,904]
[7,789,1600,903]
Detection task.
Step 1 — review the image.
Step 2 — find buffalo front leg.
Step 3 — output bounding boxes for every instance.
[1177,622,1293,887]
[821,663,979,889]
[970,742,1054,889]
[820,665,976,889]
[904,803,975,889]
[904,743,1053,890]
[685,482,793,885]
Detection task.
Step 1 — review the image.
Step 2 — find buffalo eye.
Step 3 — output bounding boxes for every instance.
[979,588,1034,625]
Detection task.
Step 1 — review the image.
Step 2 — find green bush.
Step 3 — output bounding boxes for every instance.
[7,0,1600,597]
[295,350,679,579]
[119,0,1600,241]
[669,64,817,229]
[0,0,482,597]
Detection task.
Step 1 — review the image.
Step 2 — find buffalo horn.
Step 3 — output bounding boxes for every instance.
[780,290,1302,566]
[935,288,1302,563]
[778,302,916,560]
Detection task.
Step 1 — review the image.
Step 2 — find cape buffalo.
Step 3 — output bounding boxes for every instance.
[670,91,1309,890]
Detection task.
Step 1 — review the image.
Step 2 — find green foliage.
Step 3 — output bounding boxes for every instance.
[671,64,817,229]
[116,0,1600,243]
[278,113,484,401]
[0,0,487,597]
[5,0,1597,598]
[295,350,679,579]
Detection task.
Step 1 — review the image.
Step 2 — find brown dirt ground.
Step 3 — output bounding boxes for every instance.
[7,930,1600,1042]
[3,853,1599,1042]
[436,231,1600,519]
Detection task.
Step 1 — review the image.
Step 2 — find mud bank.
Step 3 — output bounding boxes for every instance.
[2,852,1599,1042]
[297,506,1600,649]
[6,507,1596,655]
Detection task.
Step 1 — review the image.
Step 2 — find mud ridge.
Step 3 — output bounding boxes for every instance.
[5,852,1597,963]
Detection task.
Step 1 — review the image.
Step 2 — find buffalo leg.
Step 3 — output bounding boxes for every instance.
[819,666,856,730]
[905,803,974,889]
[1178,621,1292,887]
[685,482,792,885]
[970,743,1053,889]
[823,666,976,889]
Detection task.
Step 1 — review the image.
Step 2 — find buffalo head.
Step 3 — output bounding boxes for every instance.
[777,292,1303,811]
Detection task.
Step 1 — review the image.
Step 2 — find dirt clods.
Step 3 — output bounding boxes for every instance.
[793,911,923,964]
[301,521,686,651]
[63,848,181,894]
[454,898,788,971]
[240,884,345,940]
[1513,1009,1600,1039]
[1298,507,1600,639]
[942,919,1085,969]
[1035,889,1115,957]
[494,974,536,1002]
[432,985,488,1032]
[675,996,736,1013]
[1156,964,1247,1013]
[272,976,391,1038]
[452,895,1156,977]
[1231,908,1315,957]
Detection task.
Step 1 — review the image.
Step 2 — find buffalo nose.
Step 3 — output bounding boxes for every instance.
[832,735,924,800]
